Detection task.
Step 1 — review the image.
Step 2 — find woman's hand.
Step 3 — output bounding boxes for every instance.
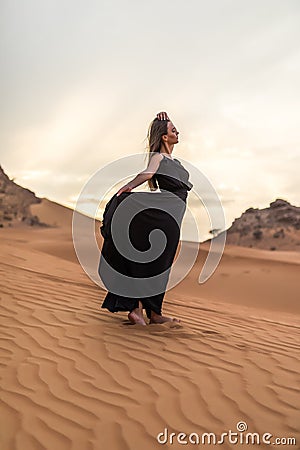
[116,183,132,197]
[156,111,170,121]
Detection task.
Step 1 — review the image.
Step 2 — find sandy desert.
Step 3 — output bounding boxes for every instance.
[1,193,299,450]
[2,0,300,447]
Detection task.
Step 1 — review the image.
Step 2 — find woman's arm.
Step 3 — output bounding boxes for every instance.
[117,152,163,196]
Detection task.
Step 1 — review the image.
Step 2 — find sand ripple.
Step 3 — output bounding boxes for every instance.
[1,248,300,450]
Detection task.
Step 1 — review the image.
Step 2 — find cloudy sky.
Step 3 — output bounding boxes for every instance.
[1,0,299,241]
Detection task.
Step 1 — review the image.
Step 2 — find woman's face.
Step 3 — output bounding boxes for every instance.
[165,121,179,145]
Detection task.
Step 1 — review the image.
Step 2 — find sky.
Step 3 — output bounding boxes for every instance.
[1,0,300,242]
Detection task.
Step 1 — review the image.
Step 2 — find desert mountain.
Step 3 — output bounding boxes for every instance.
[224,199,300,251]
[0,165,47,227]
[0,165,99,231]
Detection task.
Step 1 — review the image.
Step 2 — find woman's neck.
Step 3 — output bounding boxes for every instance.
[160,143,174,157]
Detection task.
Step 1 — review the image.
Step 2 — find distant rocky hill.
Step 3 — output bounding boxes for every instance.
[0,165,48,228]
[224,199,300,251]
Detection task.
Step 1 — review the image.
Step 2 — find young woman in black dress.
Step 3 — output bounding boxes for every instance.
[99,111,193,325]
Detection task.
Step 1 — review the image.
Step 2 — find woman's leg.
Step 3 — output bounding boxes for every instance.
[149,310,180,324]
[143,293,180,323]
[128,300,147,325]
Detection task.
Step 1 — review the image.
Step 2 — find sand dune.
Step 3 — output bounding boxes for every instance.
[30,198,78,230]
[1,199,300,450]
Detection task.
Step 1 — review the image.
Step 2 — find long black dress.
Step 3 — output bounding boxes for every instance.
[98,153,193,319]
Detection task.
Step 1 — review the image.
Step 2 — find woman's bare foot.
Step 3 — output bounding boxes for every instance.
[149,311,180,324]
[128,302,146,325]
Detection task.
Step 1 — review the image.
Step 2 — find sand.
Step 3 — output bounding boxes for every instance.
[0,199,299,450]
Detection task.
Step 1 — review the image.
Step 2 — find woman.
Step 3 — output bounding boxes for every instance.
[99,111,193,325]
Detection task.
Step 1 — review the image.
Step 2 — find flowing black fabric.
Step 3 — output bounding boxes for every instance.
[98,154,193,319]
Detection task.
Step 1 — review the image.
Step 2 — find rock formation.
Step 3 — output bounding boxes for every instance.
[224,199,300,251]
[0,165,48,228]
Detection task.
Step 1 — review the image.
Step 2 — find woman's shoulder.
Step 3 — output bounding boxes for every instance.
[150,152,164,161]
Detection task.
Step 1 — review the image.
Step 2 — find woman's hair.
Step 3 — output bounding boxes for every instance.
[145,118,169,191]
